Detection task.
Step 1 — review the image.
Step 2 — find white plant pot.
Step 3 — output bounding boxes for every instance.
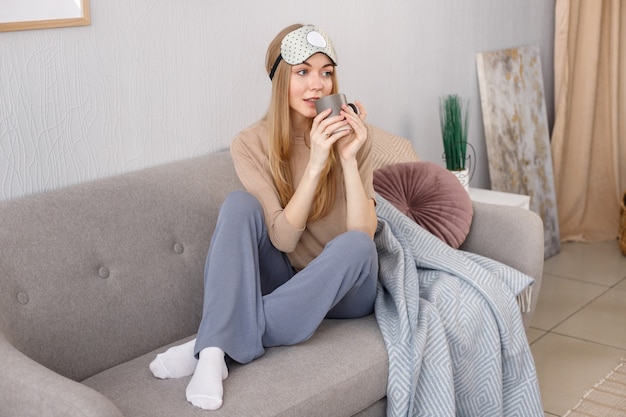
[450,169,470,192]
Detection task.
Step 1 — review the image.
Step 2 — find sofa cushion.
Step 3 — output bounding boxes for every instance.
[369,125,420,170]
[373,161,473,248]
[83,316,388,417]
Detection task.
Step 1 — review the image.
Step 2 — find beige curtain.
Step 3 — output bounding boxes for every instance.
[551,0,626,242]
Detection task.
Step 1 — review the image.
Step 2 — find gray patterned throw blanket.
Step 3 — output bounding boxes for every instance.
[374,195,543,417]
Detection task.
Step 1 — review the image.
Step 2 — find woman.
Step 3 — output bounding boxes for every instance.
[149,23,378,411]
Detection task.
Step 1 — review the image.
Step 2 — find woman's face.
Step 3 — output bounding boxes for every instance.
[288,53,334,125]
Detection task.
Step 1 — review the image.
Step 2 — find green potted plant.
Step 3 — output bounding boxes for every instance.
[439,94,471,190]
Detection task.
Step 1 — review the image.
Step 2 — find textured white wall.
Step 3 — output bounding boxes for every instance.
[0,0,555,201]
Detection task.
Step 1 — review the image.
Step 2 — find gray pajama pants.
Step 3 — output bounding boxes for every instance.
[194,191,378,364]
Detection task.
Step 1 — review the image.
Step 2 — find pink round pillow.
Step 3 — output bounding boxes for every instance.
[373,161,473,248]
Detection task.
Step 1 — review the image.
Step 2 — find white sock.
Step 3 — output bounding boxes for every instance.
[149,338,198,379]
[186,347,228,410]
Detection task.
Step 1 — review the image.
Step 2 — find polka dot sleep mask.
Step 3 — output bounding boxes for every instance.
[269,25,337,80]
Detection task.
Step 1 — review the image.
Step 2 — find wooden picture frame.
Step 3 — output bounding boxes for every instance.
[0,0,90,32]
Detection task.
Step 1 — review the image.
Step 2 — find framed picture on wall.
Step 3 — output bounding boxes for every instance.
[0,0,90,32]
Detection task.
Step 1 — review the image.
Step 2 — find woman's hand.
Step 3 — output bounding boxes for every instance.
[310,101,368,167]
[308,109,349,173]
[334,101,368,162]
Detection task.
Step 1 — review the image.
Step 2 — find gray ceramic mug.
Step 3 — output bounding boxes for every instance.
[315,94,358,118]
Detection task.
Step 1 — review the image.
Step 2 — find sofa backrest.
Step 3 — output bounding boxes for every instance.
[0,151,243,381]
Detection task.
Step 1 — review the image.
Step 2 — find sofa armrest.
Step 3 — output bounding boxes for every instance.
[460,201,544,328]
[0,332,123,417]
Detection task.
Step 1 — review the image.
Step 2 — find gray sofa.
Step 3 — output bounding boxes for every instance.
[0,128,544,417]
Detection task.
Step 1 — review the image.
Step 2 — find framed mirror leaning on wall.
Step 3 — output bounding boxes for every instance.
[0,0,90,32]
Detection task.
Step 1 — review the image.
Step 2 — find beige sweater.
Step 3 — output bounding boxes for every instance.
[230,119,375,270]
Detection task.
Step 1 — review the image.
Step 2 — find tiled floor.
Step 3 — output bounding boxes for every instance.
[527,240,626,416]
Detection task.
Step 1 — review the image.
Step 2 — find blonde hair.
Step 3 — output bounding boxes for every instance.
[264,24,339,221]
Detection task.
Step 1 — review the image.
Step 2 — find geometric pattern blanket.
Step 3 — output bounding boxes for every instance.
[374,195,543,416]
